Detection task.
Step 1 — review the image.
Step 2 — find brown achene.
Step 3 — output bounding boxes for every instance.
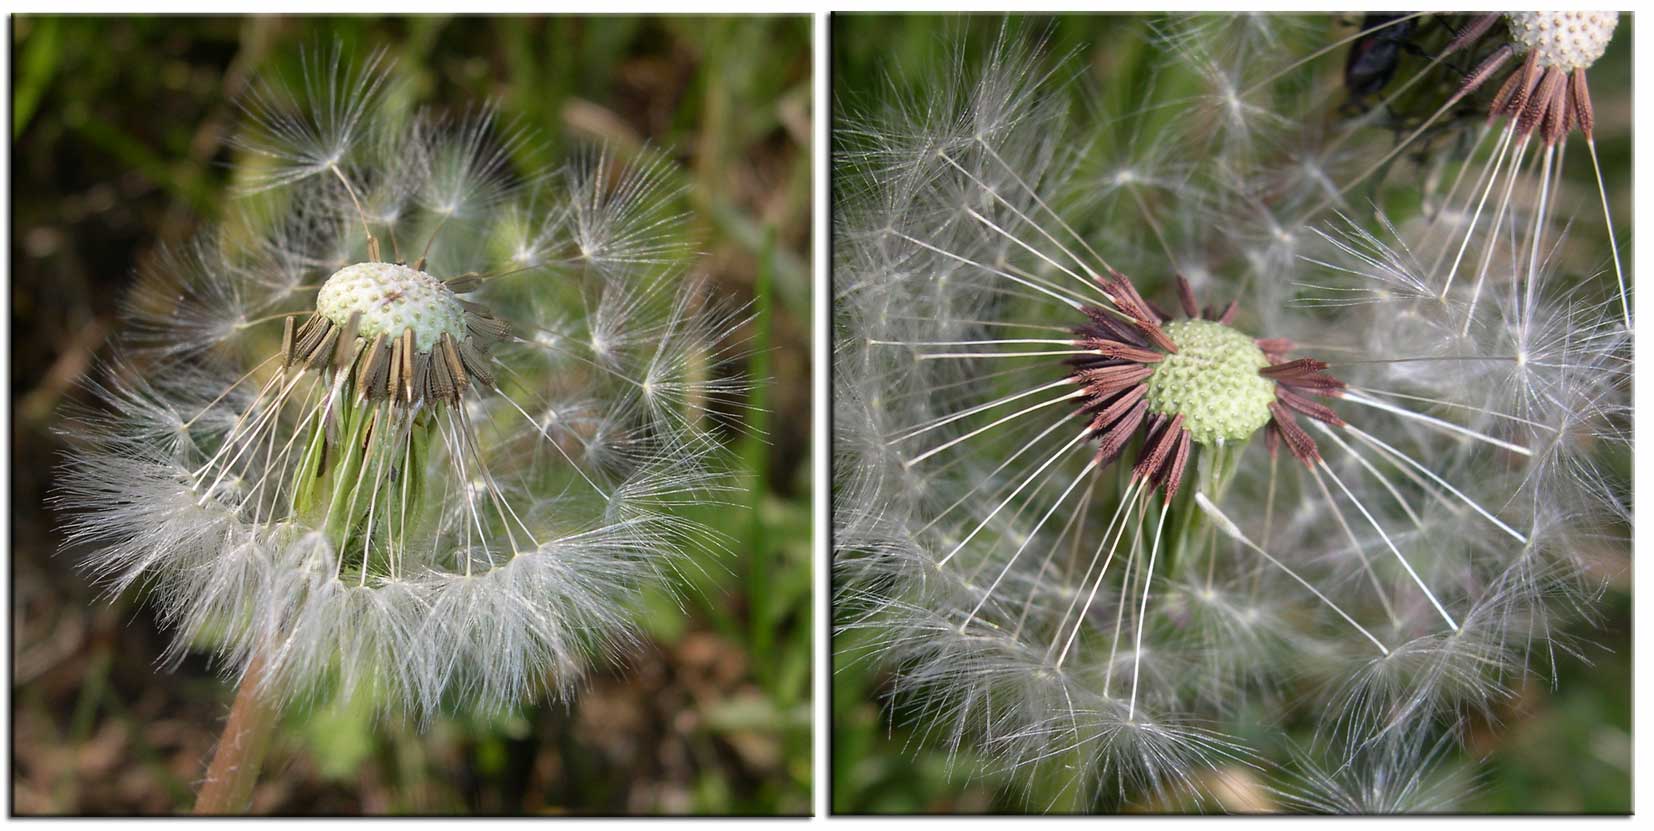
[1435,13,1608,148]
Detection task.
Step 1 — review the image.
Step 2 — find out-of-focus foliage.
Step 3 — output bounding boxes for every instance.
[829,12,1629,815]
[13,14,810,815]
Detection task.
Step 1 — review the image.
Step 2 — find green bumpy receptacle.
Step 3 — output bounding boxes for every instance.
[1143,319,1275,445]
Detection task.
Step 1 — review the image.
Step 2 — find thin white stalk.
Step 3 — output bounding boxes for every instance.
[1463,132,1535,335]
[1013,471,1097,639]
[1424,123,1494,260]
[963,457,1102,631]
[1349,385,1556,433]
[1586,138,1630,328]
[1521,144,1556,322]
[1127,500,1171,721]
[456,404,539,552]
[1104,500,1148,693]
[1307,462,1401,627]
[939,427,1092,567]
[1343,424,1527,543]
[967,203,1108,302]
[906,389,1087,467]
[1053,478,1144,668]
[883,316,1075,333]
[438,406,492,576]
[870,337,1079,347]
[1341,389,1531,456]
[358,406,395,586]
[1196,493,1390,655]
[1312,420,1425,529]
[495,385,610,498]
[979,142,1118,278]
[937,149,1107,296]
[894,231,1087,310]
[895,377,1076,444]
[191,371,285,481]
[197,371,313,502]
[918,414,1073,535]
[917,349,1097,360]
[1318,459,1459,631]
[1441,124,1516,298]
[1303,78,1489,227]
[1243,13,1428,96]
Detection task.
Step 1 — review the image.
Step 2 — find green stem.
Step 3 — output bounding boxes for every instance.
[1165,440,1246,579]
[193,653,280,815]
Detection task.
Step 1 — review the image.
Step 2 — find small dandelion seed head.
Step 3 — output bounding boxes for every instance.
[57,40,751,720]
[1507,11,1618,72]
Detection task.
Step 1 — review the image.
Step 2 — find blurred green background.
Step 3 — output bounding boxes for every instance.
[12,15,811,815]
[831,13,1630,814]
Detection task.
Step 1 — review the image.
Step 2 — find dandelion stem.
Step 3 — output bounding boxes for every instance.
[194,653,279,815]
[1165,440,1242,580]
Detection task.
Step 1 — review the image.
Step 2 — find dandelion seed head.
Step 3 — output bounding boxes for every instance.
[836,16,1626,810]
[59,41,747,719]
[1507,12,1618,72]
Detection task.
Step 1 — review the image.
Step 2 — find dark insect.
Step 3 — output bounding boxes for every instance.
[1343,13,1418,106]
